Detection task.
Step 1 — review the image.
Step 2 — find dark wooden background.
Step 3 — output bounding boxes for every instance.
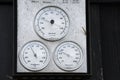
[0,0,120,80]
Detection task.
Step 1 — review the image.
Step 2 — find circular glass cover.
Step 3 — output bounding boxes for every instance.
[54,41,84,71]
[34,6,70,41]
[19,41,50,71]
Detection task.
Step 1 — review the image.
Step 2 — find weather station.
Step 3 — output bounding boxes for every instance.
[13,0,91,79]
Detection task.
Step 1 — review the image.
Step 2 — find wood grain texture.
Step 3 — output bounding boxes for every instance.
[0,0,12,2]
[0,0,12,4]
[100,4,120,80]
[88,4,103,80]
[0,5,13,80]
[91,0,120,3]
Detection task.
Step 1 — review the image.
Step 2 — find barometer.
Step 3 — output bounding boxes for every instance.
[34,6,69,41]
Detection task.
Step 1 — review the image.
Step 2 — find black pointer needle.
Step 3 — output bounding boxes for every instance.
[62,52,71,58]
[30,47,37,58]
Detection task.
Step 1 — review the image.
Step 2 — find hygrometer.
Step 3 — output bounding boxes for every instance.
[54,41,84,71]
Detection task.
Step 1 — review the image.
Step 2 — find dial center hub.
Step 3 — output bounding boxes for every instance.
[50,20,54,24]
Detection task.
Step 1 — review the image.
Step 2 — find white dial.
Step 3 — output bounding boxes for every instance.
[34,6,70,41]
[19,41,50,71]
[54,41,84,71]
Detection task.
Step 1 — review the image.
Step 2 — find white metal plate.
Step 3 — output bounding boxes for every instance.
[17,0,87,73]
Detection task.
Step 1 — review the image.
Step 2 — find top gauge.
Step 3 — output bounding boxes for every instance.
[34,6,70,41]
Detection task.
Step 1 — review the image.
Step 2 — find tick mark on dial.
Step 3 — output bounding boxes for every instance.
[42,57,46,59]
[25,56,28,58]
[60,17,63,19]
[50,12,53,14]
[56,13,59,15]
[40,60,43,62]
[40,22,43,24]
[41,27,45,29]
[25,52,28,54]
[62,22,64,24]
[28,60,31,62]
[45,13,48,15]
[73,60,77,63]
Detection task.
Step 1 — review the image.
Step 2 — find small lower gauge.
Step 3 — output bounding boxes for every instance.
[54,41,84,71]
[19,41,50,71]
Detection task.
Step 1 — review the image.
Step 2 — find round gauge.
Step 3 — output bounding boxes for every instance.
[19,41,50,71]
[34,6,70,41]
[54,41,84,71]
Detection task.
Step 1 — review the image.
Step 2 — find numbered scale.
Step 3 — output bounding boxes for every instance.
[34,6,69,41]
[19,41,50,71]
[13,0,91,79]
[54,41,84,71]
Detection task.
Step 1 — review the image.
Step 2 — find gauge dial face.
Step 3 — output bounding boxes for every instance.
[34,6,70,41]
[19,41,50,71]
[54,41,84,71]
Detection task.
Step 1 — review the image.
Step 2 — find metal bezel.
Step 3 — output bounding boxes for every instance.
[34,6,70,41]
[53,41,85,71]
[18,41,50,72]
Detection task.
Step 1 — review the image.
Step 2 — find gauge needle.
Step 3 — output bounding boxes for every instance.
[42,18,61,27]
[42,19,50,23]
[62,52,72,58]
[41,19,54,28]
[30,47,37,58]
